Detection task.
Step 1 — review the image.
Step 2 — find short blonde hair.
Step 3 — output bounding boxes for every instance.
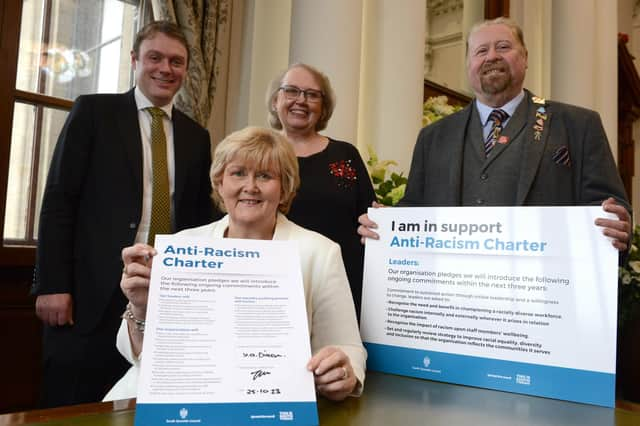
[266,63,336,132]
[210,127,300,214]
[466,17,527,56]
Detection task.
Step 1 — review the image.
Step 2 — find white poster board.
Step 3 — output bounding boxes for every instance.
[361,206,618,407]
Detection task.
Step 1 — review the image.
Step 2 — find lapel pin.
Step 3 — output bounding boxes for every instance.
[532,98,547,142]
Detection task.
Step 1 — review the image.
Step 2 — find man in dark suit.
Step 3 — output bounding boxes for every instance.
[359,17,631,250]
[32,21,219,407]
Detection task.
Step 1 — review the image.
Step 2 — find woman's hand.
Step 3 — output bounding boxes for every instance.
[307,346,357,401]
[121,243,157,320]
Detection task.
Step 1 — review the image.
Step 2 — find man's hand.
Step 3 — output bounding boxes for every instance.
[595,197,631,251]
[35,293,73,326]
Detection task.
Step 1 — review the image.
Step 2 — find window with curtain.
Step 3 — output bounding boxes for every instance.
[2,0,141,251]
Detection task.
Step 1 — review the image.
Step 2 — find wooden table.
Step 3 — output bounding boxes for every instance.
[1,371,638,425]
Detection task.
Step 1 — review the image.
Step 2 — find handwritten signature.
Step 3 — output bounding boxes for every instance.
[250,369,271,381]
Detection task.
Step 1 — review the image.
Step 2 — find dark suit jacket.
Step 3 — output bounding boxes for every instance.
[33,89,217,334]
[401,90,630,210]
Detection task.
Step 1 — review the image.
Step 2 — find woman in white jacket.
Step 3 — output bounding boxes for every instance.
[105,126,366,401]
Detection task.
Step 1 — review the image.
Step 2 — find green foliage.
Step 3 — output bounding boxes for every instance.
[366,146,407,206]
[619,225,640,329]
[364,96,461,206]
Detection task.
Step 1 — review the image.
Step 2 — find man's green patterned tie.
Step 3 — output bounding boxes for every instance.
[147,107,171,245]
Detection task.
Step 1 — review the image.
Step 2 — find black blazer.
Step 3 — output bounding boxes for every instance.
[33,89,217,333]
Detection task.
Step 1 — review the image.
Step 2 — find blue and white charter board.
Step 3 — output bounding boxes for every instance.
[361,206,618,407]
[134,236,319,425]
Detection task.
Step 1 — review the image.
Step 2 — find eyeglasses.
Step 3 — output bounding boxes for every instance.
[279,85,323,103]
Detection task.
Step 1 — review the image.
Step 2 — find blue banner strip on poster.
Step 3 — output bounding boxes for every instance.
[364,342,615,408]
[135,401,318,426]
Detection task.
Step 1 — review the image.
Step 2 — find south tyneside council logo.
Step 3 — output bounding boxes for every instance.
[180,408,188,419]
[423,355,431,368]
[411,352,441,374]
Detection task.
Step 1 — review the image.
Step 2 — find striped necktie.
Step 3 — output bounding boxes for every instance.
[147,107,171,245]
[485,109,509,156]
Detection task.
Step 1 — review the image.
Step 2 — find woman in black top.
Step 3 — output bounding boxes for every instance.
[266,63,375,319]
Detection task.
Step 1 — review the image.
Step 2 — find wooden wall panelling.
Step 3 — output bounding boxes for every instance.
[617,35,640,200]
[0,0,42,414]
[0,267,42,414]
[423,79,471,107]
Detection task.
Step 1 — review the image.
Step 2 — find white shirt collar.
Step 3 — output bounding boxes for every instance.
[134,87,173,118]
[476,90,525,125]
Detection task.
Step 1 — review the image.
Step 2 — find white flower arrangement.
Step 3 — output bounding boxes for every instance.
[423,95,463,127]
[366,145,407,206]
[619,226,640,328]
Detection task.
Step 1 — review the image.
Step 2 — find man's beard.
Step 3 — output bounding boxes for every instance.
[481,73,512,95]
[479,62,512,95]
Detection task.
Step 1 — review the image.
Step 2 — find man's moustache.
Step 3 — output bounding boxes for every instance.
[481,60,506,73]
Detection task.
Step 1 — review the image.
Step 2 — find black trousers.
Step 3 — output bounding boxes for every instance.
[39,296,129,408]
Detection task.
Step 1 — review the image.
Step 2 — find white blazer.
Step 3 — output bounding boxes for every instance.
[104,213,366,400]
